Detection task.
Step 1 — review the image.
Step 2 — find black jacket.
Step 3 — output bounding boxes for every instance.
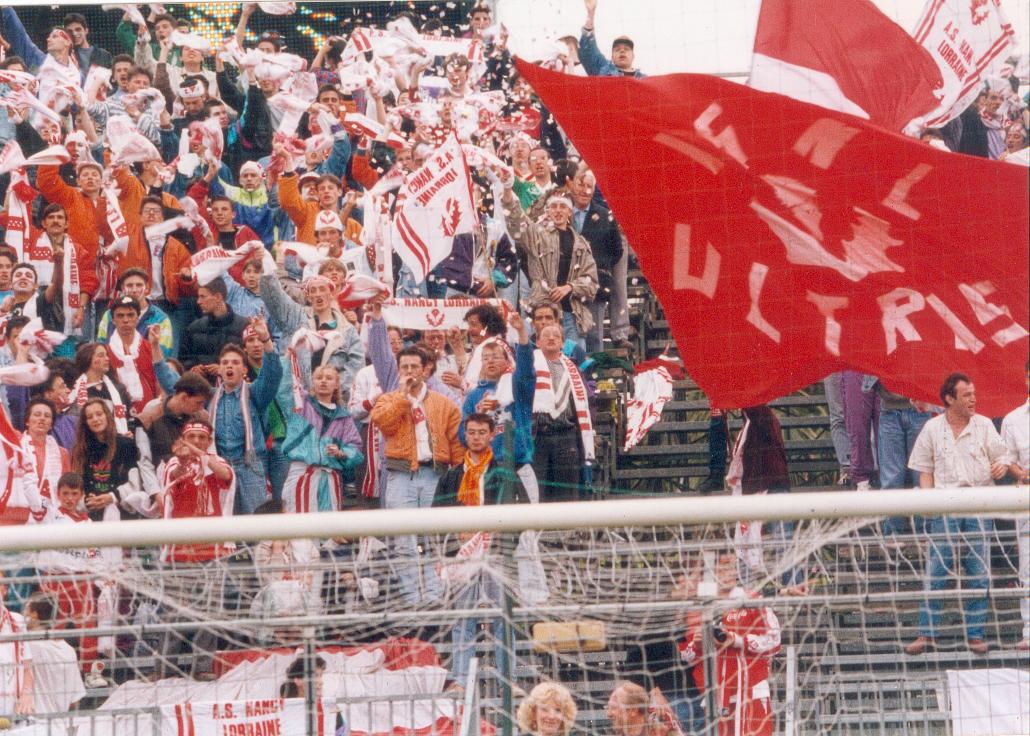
[181,306,250,368]
[433,460,530,507]
[578,201,622,302]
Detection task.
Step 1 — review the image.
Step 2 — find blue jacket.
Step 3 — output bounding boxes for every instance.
[277,355,365,470]
[209,179,276,248]
[210,349,283,461]
[2,8,45,71]
[578,29,646,78]
[460,342,535,465]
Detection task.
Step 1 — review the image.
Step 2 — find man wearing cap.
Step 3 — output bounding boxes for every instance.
[579,0,645,78]
[502,183,599,349]
[278,136,362,246]
[208,160,276,248]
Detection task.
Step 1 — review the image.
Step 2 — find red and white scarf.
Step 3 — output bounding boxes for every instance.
[0,142,71,256]
[97,182,131,300]
[25,232,82,337]
[532,350,594,461]
[191,242,263,286]
[71,373,129,435]
[209,380,258,468]
[106,331,145,403]
[21,433,63,523]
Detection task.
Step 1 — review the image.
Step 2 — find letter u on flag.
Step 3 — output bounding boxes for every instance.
[514,59,1028,415]
[390,132,477,284]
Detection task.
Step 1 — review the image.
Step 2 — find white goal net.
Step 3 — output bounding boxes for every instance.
[0,489,1026,736]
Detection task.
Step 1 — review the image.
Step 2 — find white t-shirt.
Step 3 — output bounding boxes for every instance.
[29,639,85,714]
[0,608,30,715]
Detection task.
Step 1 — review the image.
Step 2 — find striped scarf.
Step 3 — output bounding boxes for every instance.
[72,374,129,435]
[209,380,258,468]
[532,350,595,461]
[25,231,82,337]
[21,433,64,522]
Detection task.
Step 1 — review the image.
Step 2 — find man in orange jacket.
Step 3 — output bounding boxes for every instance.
[371,345,463,605]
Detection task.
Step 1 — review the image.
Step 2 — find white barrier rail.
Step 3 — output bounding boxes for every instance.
[0,487,1025,552]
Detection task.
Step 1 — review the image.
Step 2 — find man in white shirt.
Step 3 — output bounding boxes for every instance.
[905,372,1008,655]
[0,582,34,718]
[25,594,86,715]
[1000,362,1029,651]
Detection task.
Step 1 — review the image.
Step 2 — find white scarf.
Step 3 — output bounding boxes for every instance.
[531,350,594,461]
[25,232,83,337]
[72,373,129,434]
[95,183,131,300]
[410,383,432,463]
[1,169,35,258]
[209,380,258,468]
[21,433,64,523]
[106,331,145,403]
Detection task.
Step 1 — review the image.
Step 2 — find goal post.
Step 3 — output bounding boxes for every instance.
[0,487,1025,552]
[1,488,1027,736]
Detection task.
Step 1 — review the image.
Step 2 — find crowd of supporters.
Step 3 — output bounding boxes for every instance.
[0,1,1027,733]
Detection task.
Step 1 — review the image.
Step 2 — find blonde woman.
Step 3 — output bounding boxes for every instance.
[516,682,577,736]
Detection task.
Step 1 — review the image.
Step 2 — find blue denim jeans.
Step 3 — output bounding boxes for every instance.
[671,693,706,735]
[383,467,443,605]
[878,408,934,535]
[265,440,289,504]
[918,516,992,640]
[449,573,506,686]
[230,457,269,515]
[560,310,585,353]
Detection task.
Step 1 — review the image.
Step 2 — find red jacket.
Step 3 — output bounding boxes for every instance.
[35,166,104,298]
[679,591,781,710]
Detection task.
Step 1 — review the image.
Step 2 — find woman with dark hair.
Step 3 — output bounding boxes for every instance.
[20,397,70,523]
[70,343,133,436]
[70,398,143,521]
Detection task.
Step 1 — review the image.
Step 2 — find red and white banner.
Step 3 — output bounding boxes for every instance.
[624,356,685,452]
[191,242,264,286]
[390,134,477,284]
[749,0,943,131]
[910,0,1016,129]
[516,60,1029,416]
[382,297,510,331]
[163,698,333,736]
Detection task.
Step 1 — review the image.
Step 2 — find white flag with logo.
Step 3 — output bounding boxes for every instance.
[390,133,477,284]
[909,0,1016,129]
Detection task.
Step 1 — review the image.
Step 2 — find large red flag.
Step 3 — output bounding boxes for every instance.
[516,60,1028,416]
[750,0,944,131]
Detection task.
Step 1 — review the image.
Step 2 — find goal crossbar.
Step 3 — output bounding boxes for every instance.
[0,487,1025,552]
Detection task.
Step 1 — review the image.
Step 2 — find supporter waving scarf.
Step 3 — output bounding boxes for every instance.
[71,373,129,435]
[0,141,71,260]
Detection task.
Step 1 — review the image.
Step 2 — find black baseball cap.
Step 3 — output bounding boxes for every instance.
[612,35,634,50]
